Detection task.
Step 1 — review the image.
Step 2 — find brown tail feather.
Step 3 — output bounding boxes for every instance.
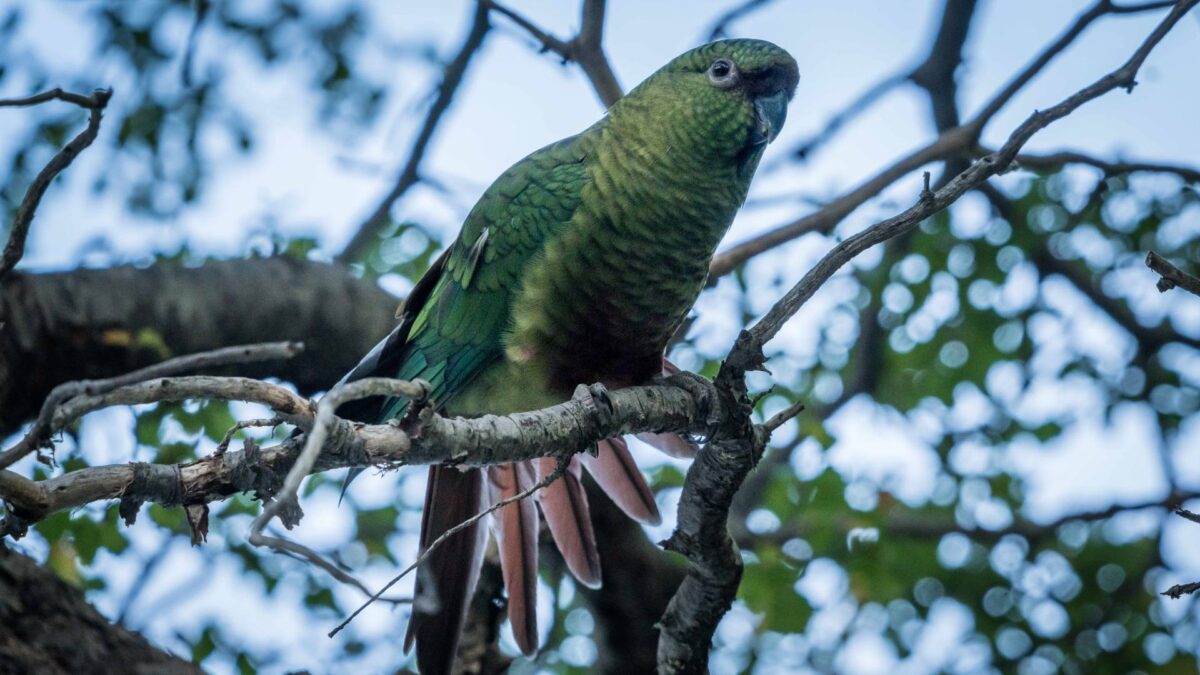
[535,456,602,588]
[404,466,487,675]
[636,431,698,459]
[580,437,662,525]
[486,462,540,655]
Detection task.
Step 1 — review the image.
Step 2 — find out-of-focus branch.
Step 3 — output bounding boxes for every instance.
[910,0,979,132]
[0,88,111,280]
[789,72,910,163]
[0,257,399,437]
[1147,251,1200,297]
[704,0,777,40]
[485,0,623,107]
[1008,148,1200,183]
[337,1,492,263]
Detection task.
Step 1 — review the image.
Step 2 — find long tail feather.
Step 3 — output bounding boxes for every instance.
[636,432,698,459]
[580,437,662,525]
[535,456,602,588]
[486,462,540,655]
[404,466,486,675]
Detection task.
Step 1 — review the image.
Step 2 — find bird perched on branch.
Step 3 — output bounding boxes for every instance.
[336,38,797,673]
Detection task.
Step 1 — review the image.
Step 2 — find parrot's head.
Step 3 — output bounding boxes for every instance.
[616,39,799,173]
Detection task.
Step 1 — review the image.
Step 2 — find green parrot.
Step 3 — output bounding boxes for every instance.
[336,38,797,673]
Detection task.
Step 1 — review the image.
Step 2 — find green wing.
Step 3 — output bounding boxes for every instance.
[344,135,589,421]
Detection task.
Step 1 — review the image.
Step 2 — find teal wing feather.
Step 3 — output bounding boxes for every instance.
[366,135,589,421]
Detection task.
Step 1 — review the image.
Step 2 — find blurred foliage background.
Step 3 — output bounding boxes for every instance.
[2,1,1199,673]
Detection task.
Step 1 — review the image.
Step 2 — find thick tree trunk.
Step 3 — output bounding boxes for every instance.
[0,257,397,436]
[0,543,199,673]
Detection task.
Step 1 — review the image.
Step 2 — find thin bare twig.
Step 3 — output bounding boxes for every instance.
[1,87,112,279]
[328,456,569,637]
[485,0,623,107]
[0,342,303,471]
[759,399,805,434]
[214,418,283,455]
[1147,251,1200,297]
[1162,581,1200,598]
[251,376,429,534]
[250,530,410,604]
[704,0,777,40]
[337,1,492,263]
[1009,148,1200,183]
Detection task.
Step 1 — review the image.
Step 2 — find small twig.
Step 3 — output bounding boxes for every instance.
[704,0,776,40]
[252,377,429,533]
[484,0,623,107]
[0,342,303,471]
[1,87,112,279]
[1147,251,1200,297]
[245,377,427,601]
[180,0,210,88]
[328,456,570,637]
[337,1,491,263]
[214,417,282,455]
[1174,507,1200,524]
[785,72,908,163]
[760,399,805,434]
[1012,148,1200,183]
[0,88,110,109]
[248,530,409,604]
[1162,581,1200,599]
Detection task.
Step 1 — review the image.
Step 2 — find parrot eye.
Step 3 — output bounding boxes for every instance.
[707,58,738,88]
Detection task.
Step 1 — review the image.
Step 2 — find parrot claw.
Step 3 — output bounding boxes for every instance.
[657,370,722,441]
[573,382,615,431]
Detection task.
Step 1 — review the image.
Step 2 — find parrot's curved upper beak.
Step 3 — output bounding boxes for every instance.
[750,89,789,146]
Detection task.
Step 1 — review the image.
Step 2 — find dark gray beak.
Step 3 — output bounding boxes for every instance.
[750,89,789,145]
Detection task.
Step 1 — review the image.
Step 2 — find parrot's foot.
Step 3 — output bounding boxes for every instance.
[573,382,615,446]
[657,370,722,441]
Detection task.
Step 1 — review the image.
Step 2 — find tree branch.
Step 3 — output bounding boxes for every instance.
[0,257,399,436]
[1147,250,1200,297]
[337,1,492,263]
[0,377,710,535]
[1,88,112,280]
[0,342,304,471]
[485,0,623,107]
[1013,149,1200,183]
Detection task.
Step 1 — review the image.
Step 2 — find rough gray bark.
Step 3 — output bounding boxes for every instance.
[0,257,397,436]
[0,542,199,673]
